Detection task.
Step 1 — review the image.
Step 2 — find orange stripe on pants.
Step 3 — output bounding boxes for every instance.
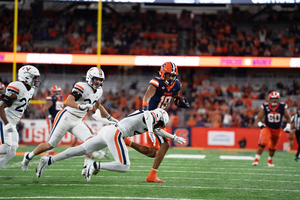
[114,129,123,164]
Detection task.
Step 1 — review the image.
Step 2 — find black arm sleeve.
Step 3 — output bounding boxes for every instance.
[1,94,13,107]
[70,91,82,101]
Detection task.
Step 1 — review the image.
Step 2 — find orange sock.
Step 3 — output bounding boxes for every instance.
[146,169,165,183]
[149,168,157,177]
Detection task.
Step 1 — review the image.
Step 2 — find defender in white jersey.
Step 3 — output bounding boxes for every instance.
[22,67,118,172]
[35,108,186,182]
[0,65,40,168]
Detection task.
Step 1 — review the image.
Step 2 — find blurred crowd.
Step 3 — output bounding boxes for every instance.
[1,7,300,57]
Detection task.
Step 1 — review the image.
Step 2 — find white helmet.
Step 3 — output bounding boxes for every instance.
[153,108,169,128]
[18,65,41,88]
[86,67,105,90]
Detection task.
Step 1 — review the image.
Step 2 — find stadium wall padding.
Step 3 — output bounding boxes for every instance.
[19,119,297,150]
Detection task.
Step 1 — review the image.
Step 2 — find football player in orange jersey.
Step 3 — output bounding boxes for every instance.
[0,82,5,97]
[124,62,189,182]
[252,91,291,167]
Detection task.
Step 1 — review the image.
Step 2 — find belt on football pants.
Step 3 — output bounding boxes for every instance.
[67,111,81,118]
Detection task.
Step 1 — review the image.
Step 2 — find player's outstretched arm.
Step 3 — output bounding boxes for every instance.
[95,99,118,124]
[154,128,186,145]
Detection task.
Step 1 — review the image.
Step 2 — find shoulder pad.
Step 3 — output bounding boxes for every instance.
[149,78,160,88]
[73,83,85,94]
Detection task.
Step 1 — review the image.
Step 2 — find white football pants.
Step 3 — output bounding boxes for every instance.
[53,125,130,172]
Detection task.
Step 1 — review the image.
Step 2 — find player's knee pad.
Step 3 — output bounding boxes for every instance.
[119,164,130,172]
[4,144,17,160]
[258,143,265,150]
[0,144,11,154]
[269,148,276,152]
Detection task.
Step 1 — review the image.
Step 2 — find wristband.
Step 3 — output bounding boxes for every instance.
[142,102,149,110]
[106,115,112,120]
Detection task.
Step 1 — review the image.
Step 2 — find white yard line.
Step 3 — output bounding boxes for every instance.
[0,184,299,192]
[1,175,300,183]
[1,169,299,176]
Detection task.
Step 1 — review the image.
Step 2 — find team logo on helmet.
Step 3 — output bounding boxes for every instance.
[51,85,61,97]
[159,62,178,86]
[18,65,41,88]
[269,91,280,99]
[269,91,280,107]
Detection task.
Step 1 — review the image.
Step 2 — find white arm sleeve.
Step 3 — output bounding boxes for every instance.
[144,110,154,133]
[154,128,174,140]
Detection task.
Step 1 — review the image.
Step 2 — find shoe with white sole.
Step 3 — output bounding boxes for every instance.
[85,159,100,182]
[36,156,52,178]
[21,152,31,172]
[267,159,274,167]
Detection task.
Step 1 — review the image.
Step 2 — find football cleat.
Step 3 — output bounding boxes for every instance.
[21,152,31,172]
[81,165,87,176]
[36,156,52,178]
[146,177,166,183]
[85,159,100,182]
[267,159,274,167]
[295,157,299,162]
[252,158,259,166]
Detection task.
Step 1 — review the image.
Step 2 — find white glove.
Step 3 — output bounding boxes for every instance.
[258,122,266,129]
[47,114,52,119]
[92,109,117,125]
[78,104,94,110]
[173,134,186,145]
[284,123,291,133]
[148,131,156,146]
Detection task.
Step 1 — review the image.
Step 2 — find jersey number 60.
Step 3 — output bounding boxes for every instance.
[267,113,281,123]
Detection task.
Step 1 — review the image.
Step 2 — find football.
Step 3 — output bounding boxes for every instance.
[174,96,185,106]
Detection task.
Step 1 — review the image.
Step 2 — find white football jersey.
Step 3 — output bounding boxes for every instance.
[4,81,35,125]
[118,110,157,138]
[66,82,103,118]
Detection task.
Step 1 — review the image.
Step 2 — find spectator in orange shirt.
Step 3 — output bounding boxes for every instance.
[233,84,240,92]
[211,110,222,128]
[187,114,197,127]
[250,91,259,100]
[243,96,252,108]
[285,96,294,107]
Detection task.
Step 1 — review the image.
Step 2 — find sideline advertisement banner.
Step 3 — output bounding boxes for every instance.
[207,131,235,146]
[18,120,296,150]
[20,119,105,145]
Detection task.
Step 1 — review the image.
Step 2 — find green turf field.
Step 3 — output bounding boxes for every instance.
[0,146,299,200]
